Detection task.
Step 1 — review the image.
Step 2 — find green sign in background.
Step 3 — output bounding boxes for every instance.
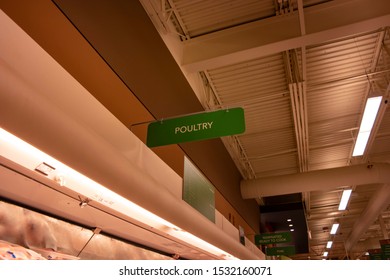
[368,249,383,260]
[380,239,390,259]
[381,244,390,259]
[147,107,245,147]
[183,157,215,223]
[255,232,292,245]
[266,246,296,256]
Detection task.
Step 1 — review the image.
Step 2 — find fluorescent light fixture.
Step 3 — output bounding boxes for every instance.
[352,96,382,156]
[289,224,294,227]
[176,230,236,260]
[338,189,352,210]
[330,223,339,235]
[323,251,328,257]
[326,241,333,249]
[0,128,176,229]
[290,229,295,232]
[0,128,238,260]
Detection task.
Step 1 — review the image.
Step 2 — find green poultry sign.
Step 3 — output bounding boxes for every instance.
[146,107,245,147]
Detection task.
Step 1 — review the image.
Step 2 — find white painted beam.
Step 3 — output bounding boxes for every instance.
[182,1,390,72]
[241,163,390,199]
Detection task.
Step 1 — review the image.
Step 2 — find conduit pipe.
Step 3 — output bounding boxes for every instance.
[241,163,390,199]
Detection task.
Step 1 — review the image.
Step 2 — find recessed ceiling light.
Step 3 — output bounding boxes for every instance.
[352,96,383,156]
[330,223,339,235]
[338,189,352,210]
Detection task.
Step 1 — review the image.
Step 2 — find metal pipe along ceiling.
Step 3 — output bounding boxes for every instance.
[240,163,390,199]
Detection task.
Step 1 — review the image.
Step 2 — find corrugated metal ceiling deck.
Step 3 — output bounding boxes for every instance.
[205,53,297,177]
[169,0,275,37]
[143,0,390,259]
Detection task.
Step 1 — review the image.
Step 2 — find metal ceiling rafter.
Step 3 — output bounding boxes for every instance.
[199,71,256,180]
[181,11,390,72]
[297,0,311,219]
[165,0,191,40]
[284,49,309,174]
[142,0,191,40]
[275,0,294,16]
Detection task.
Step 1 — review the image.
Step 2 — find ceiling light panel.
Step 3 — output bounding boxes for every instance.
[338,189,352,211]
[353,96,383,156]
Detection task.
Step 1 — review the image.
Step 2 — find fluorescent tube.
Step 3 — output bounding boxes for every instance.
[352,96,382,156]
[338,189,352,211]
[323,251,328,257]
[330,223,339,235]
[326,241,333,249]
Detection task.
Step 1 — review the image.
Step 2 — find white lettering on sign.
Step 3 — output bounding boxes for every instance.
[174,122,214,134]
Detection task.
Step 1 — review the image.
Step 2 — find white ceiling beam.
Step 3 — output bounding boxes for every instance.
[182,1,390,72]
[241,163,390,199]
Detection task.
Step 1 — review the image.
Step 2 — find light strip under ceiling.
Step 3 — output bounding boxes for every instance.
[330,223,339,235]
[352,96,383,156]
[338,189,352,211]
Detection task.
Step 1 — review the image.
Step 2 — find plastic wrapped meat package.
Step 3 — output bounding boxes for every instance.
[0,240,46,260]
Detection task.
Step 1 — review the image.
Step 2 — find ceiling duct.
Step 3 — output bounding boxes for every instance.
[344,183,390,254]
[241,163,390,199]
